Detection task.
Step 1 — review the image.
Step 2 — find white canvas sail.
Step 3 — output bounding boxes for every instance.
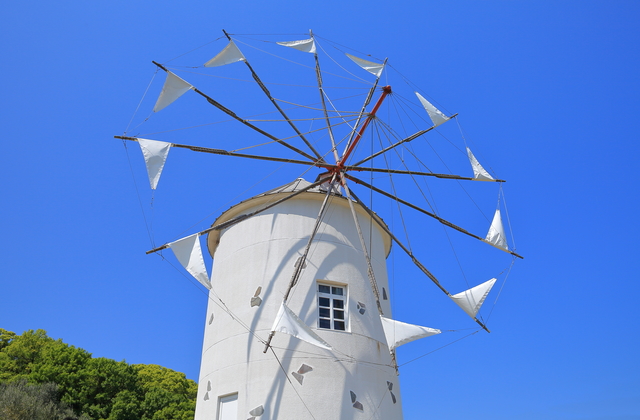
[271,302,332,350]
[466,147,494,181]
[345,53,384,78]
[277,38,316,54]
[168,234,212,290]
[380,316,440,350]
[138,138,171,189]
[450,278,496,318]
[485,209,508,251]
[153,71,194,112]
[204,40,246,67]
[415,92,449,127]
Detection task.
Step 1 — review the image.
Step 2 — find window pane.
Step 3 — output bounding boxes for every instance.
[333,299,344,309]
[219,394,238,420]
[318,285,331,293]
[334,320,345,330]
[319,297,330,307]
[332,287,343,295]
[333,310,344,320]
[319,308,330,318]
[319,319,331,329]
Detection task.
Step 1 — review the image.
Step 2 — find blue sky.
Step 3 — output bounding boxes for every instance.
[1,1,639,419]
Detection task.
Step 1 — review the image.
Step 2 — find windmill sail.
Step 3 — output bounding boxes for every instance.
[467,147,494,181]
[345,53,384,78]
[277,38,316,54]
[485,209,508,251]
[168,234,211,290]
[138,138,171,189]
[450,278,497,318]
[153,71,194,112]
[204,40,246,67]
[415,92,449,127]
[271,302,332,350]
[380,316,440,350]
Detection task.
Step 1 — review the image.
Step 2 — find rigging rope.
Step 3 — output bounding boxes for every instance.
[234,37,370,85]
[269,347,318,420]
[398,330,480,367]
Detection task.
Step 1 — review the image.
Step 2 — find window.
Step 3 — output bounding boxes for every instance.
[217,393,238,420]
[317,283,347,331]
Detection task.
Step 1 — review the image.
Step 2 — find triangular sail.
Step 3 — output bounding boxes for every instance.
[450,278,496,318]
[277,38,316,54]
[204,40,246,67]
[467,147,494,181]
[415,92,449,127]
[138,138,171,189]
[153,71,194,112]
[271,302,332,350]
[345,53,384,78]
[380,316,440,350]
[485,209,508,251]
[168,234,212,290]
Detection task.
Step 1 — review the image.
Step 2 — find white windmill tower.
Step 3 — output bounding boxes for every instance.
[118,31,522,420]
[194,177,417,419]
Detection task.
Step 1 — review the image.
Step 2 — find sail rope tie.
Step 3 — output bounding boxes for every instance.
[374,124,413,250]
[125,71,157,135]
[485,257,516,323]
[313,34,385,64]
[122,141,155,248]
[229,117,359,153]
[501,185,518,252]
[315,39,374,85]
[166,161,296,243]
[275,97,366,112]
[158,255,271,346]
[398,330,480,367]
[163,36,225,64]
[235,37,367,86]
[388,64,455,117]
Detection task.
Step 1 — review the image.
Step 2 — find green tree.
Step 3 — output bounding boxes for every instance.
[134,364,197,420]
[75,357,142,420]
[0,329,197,420]
[0,379,90,420]
[0,329,16,351]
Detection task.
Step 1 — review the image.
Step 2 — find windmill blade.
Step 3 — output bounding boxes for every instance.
[347,188,491,333]
[345,165,505,182]
[345,174,521,258]
[340,179,385,317]
[311,33,340,164]
[145,175,333,255]
[350,126,437,167]
[222,32,325,162]
[115,136,324,168]
[151,61,319,162]
[341,60,387,158]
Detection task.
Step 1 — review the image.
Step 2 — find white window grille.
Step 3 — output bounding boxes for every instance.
[317,283,347,331]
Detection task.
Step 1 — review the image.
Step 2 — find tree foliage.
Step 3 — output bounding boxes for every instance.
[0,379,90,420]
[0,329,197,420]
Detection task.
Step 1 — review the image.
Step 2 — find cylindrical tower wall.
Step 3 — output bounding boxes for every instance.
[195,185,403,420]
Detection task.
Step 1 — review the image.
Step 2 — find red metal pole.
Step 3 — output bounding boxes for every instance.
[339,85,392,168]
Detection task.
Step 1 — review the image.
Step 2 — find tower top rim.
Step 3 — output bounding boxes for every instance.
[206,178,392,258]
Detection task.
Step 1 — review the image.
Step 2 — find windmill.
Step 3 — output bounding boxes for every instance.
[117,31,521,420]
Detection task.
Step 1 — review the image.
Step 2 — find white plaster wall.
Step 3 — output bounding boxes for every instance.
[194,190,403,420]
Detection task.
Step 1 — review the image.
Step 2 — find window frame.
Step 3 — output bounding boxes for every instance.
[217,393,238,420]
[317,281,349,332]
